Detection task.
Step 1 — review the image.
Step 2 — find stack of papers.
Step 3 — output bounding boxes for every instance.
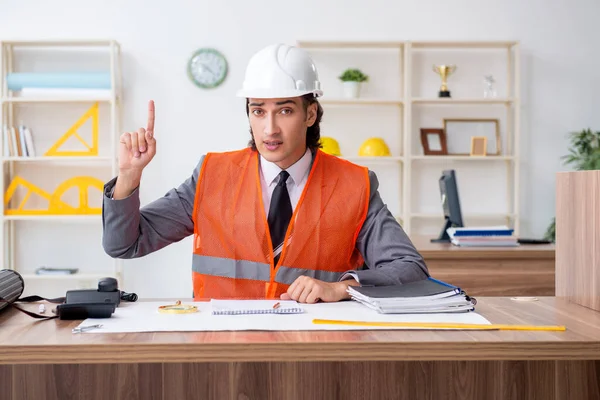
[447,225,518,247]
[348,277,476,314]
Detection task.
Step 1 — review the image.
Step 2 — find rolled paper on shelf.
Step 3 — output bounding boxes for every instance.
[6,72,112,91]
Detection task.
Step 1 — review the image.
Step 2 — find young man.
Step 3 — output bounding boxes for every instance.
[102,43,429,304]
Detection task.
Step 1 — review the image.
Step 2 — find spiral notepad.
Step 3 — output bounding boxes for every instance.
[210,299,304,315]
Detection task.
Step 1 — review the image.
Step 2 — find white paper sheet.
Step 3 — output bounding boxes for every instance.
[74,300,491,333]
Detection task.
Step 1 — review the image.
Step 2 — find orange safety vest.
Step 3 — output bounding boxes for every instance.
[191,148,370,300]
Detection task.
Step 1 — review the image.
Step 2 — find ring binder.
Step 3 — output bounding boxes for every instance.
[210,299,304,315]
[212,307,304,315]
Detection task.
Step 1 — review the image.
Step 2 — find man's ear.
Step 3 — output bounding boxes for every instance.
[306,103,318,127]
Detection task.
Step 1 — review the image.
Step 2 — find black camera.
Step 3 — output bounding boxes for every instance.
[55,277,127,320]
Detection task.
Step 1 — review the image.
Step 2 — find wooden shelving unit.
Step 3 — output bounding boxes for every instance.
[410,155,515,161]
[341,156,404,163]
[411,98,514,105]
[320,98,404,106]
[0,39,122,296]
[0,95,114,103]
[297,40,520,236]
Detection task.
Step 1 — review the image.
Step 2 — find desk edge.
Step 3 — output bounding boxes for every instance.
[1,341,599,364]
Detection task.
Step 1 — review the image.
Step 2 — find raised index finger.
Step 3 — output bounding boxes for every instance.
[147,100,155,133]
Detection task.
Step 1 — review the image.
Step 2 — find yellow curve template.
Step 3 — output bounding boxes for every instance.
[4,176,104,215]
[45,102,99,156]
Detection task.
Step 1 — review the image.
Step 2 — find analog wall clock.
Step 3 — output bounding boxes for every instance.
[187,48,228,89]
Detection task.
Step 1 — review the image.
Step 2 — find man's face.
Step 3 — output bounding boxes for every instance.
[248,97,317,169]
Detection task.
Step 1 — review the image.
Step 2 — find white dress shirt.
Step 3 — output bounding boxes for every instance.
[259,147,312,216]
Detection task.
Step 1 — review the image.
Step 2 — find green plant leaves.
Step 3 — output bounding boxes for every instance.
[338,68,369,82]
[544,218,555,242]
[561,128,600,171]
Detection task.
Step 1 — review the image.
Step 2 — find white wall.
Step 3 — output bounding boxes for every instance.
[1,0,599,298]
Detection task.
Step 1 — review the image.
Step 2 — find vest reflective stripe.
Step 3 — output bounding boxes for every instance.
[192,255,271,281]
[275,266,343,285]
[192,255,343,285]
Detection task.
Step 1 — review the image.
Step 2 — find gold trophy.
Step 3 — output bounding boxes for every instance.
[432,64,456,97]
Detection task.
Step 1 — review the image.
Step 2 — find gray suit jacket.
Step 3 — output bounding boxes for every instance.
[101,153,429,286]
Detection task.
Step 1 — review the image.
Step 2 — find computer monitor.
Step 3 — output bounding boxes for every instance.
[431,169,464,243]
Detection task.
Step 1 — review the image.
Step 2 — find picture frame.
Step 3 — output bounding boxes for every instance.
[470,136,487,156]
[420,128,448,155]
[443,118,501,155]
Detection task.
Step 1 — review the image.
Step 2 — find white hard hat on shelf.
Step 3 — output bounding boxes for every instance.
[236,43,323,99]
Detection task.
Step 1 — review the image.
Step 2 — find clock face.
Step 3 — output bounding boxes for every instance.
[187,48,228,89]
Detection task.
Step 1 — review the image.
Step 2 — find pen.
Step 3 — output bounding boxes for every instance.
[72,324,103,333]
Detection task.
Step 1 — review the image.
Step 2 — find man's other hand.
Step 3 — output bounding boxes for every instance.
[280,276,360,304]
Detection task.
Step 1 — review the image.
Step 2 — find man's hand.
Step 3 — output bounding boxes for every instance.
[114,100,157,199]
[280,276,360,304]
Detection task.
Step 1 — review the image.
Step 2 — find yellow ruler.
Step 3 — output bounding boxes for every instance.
[312,319,566,331]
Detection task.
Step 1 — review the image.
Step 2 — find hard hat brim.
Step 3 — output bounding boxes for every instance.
[236,88,323,99]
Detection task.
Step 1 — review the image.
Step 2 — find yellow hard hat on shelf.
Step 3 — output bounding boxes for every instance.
[320,137,341,156]
[359,138,391,156]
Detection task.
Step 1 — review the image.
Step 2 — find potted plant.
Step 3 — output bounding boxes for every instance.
[545,128,600,242]
[338,68,368,98]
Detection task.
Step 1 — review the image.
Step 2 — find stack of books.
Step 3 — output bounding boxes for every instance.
[447,226,518,247]
[347,277,476,314]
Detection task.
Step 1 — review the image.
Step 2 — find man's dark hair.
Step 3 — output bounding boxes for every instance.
[246,94,323,151]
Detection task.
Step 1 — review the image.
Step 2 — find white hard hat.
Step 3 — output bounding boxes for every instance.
[236,43,323,99]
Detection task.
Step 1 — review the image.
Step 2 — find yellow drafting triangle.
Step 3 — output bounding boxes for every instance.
[44,102,99,156]
[4,176,104,215]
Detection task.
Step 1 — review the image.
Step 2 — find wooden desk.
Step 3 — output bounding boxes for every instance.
[412,236,556,296]
[1,297,599,400]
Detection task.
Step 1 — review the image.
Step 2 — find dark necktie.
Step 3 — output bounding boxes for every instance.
[268,171,292,264]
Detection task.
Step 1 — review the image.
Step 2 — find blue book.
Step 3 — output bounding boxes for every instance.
[448,226,514,237]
